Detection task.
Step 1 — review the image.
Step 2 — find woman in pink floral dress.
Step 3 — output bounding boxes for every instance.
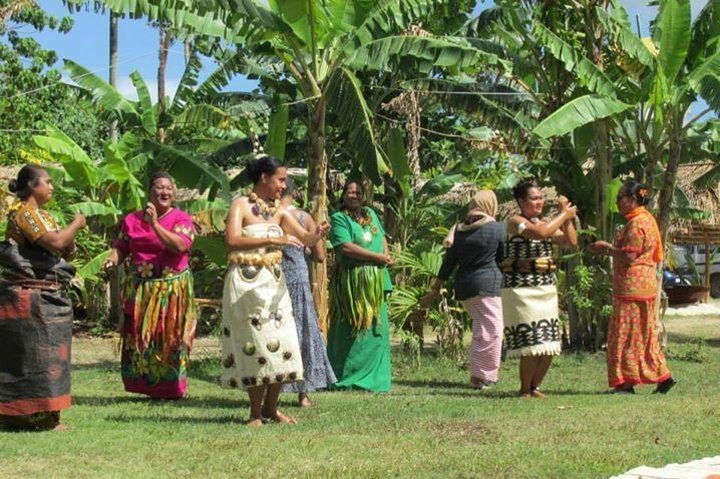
[104,172,197,399]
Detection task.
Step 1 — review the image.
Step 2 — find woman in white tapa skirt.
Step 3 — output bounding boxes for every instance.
[222,156,328,426]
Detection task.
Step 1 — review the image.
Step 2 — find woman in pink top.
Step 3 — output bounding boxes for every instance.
[104,171,197,399]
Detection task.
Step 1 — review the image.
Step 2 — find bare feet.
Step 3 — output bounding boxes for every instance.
[298,394,315,408]
[247,418,263,428]
[265,410,297,425]
[530,388,547,399]
[53,423,71,431]
[519,391,532,398]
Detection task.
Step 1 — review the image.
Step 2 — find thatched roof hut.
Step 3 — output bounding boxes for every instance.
[668,162,720,240]
[437,181,560,221]
[671,162,720,226]
[666,163,720,297]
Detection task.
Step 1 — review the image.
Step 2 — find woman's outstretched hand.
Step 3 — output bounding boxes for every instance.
[381,253,394,267]
[73,213,87,229]
[558,195,577,220]
[588,240,612,255]
[316,221,330,237]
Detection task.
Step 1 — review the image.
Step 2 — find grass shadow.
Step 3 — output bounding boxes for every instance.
[73,395,249,409]
[392,379,606,398]
[72,361,119,372]
[187,356,222,385]
[104,414,249,425]
[73,394,250,409]
[667,332,720,348]
[72,357,223,386]
[393,379,467,389]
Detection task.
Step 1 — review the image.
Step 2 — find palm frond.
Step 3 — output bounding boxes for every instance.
[345,0,446,49]
[169,104,233,133]
[533,23,618,98]
[688,0,720,68]
[64,59,140,126]
[655,0,691,85]
[459,6,504,37]
[169,51,203,116]
[532,95,633,139]
[32,124,98,190]
[346,35,505,74]
[130,70,157,135]
[326,67,388,184]
[687,49,720,112]
[598,6,655,68]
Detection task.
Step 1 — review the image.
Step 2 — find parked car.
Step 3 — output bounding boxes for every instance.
[668,244,720,298]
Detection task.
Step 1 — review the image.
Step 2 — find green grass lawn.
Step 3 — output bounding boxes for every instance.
[1,316,719,479]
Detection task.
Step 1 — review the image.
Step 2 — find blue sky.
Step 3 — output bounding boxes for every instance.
[33,0,709,104]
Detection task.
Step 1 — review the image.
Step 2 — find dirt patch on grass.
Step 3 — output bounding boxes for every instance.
[664,316,720,346]
[71,336,221,366]
[424,420,494,444]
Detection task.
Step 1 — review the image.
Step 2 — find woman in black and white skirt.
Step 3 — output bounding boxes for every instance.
[501,178,577,398]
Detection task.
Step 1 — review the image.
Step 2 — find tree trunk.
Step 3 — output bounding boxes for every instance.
[106,11,122,328]
[108,12,118,142]
[407,91,422,189]
[156,27,171,144]
[307,99,329,337]
[657,122,682,248]
[594,119,612,240]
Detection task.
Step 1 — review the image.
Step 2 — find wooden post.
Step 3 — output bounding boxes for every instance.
[704,229,711,303]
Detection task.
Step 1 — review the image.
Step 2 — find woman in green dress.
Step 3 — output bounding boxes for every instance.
[328,180,393,392]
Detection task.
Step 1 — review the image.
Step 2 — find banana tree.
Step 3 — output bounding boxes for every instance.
[61,54,259,200]
[435,0,633,235]
[529,0,720,245]
[92,0,502,327]
[55,53,282,283]
[32,123,146,278]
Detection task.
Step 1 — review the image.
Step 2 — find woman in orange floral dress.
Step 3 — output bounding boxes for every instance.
[590,180,676,394]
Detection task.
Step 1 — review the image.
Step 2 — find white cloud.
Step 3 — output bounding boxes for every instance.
[116,75,180,103]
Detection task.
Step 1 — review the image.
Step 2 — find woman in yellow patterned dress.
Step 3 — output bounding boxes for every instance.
[0,164,85,430]
[590,180,675,394]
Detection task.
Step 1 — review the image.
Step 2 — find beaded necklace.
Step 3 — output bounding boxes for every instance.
[345,207,371,227]
[248,192,280,220]
[346,207,378,243]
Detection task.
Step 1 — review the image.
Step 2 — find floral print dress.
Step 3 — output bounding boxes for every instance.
[114,208,197,398]
[607,207,671,388]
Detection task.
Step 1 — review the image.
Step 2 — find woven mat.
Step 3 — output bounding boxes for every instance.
[612,456,720,479]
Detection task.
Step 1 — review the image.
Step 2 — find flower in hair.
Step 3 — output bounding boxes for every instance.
[638,188,649,198]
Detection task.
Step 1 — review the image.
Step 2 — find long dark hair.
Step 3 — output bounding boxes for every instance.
[8,164,46,200]
[512,177,540,202]
[339,179,364,209]
[246,156,284,184]
[622,180,651,206]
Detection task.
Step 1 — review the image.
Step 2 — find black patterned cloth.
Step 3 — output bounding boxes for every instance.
[0,240,75,418]
[501,236,557,288]
[500,235,561,358]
